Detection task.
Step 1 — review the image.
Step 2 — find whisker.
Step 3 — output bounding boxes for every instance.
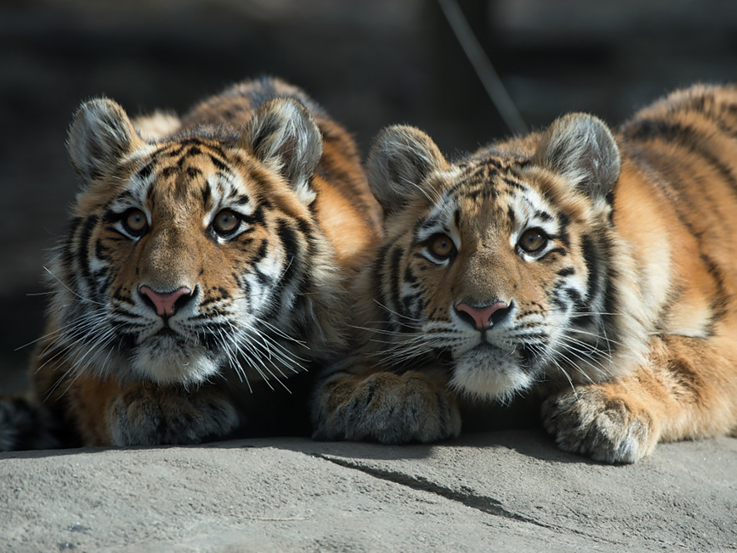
[42,266,105,307]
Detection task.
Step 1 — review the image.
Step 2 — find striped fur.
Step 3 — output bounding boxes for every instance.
[14,77,381,448]
[313,85,737,463]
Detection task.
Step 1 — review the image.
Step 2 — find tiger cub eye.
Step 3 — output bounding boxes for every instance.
[123,208,147,236]
[519,228,548,253]
[429,234,455,259]
[213,209,240,236]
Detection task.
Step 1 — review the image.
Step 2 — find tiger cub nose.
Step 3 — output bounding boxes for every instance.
[455,301,510,330]
[139,286,193,317]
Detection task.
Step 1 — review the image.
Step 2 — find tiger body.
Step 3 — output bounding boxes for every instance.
[20,77,381,447]
[313,85,737,463]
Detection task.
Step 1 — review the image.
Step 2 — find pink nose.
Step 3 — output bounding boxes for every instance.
[455,301,509,330]
[139,286,192,317]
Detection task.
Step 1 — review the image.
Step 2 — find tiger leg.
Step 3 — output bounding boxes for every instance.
[68,375,241,447]
[542,335,737,463]
[34,361,240,447]
[312,360,461,444]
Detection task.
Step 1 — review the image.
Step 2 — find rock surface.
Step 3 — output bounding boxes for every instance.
[2,430,735,552]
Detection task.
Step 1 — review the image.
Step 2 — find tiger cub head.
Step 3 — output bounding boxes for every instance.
[367,116,646,401]
[47,96,342,386]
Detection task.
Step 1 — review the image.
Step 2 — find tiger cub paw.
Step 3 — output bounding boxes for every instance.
[541,387,657,464]
[109,384,240,446]
[312,371,461,444]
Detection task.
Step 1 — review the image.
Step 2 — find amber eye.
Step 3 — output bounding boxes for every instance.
[212,209,241,236]
[122,208,148,237]
[518,228,548,254]
[428,234,455,260]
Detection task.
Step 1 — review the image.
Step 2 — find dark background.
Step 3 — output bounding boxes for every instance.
[2,0,736,393]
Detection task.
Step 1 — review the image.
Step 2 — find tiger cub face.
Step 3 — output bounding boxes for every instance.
[366,117,641,401]
[49,96,339,386]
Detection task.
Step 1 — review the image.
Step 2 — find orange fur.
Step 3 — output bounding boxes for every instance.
[27,77,381,447]
[314,85,737,462]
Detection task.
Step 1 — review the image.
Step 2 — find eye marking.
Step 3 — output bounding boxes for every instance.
[210,209,244,239]
[518,228,549,254]
[121,208,148,238]
[426,233,456,262]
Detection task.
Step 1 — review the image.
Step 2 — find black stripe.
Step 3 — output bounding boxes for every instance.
[625,119,737,195]
[233,194,250,206]
[162,145,184,158]
[112,285,134,306]
[403,265,417,285]
[502,176,526,191]
[700,253,730,331]
[463,186,496,202]
[209,154,231,173]
[77,216,99,289]
[94,239,111,262]
[276,220,301,292]
[254,240,268,261]
[161,166,176,179]
[136,160,155,180]
[563,287,584,307]
[388,245,404,320]
[295,217,317,256]
[545,247,567,257]
[556,212,570,248]
[580,234,600,302]
[186,166,203,180]
[254,268,273,287]
[242,205,265,227]
[373,243,392,315]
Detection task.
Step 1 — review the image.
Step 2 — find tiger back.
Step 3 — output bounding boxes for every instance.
[313,84,737,463]
[6,77,381,448]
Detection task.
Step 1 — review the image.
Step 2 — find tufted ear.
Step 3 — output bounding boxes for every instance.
[533,113,621,201]
[67,98,145,185]
[367,125,448,216]
[240,97,323,205]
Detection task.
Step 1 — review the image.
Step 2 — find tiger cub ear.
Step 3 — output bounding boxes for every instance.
[533,113,621,201]
[241,98,323,205]
[67,98,145,185]
[367,125,448,216]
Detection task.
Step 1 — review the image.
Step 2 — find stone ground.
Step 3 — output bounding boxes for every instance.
[2,431,736,552]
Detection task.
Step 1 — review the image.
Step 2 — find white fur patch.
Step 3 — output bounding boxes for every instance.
[131,337,220,385]
[450,346,534,402]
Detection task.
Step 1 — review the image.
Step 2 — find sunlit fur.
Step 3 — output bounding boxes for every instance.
[313,85,737,463]
[17,77,381,447]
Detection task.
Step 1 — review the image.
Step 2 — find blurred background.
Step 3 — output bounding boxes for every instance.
[2,0,736,393]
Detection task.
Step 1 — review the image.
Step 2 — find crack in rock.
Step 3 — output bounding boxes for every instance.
[314,453,622,546]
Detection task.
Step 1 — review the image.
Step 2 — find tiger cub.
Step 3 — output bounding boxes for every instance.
[3,77,381,448]
[312,85,737,463]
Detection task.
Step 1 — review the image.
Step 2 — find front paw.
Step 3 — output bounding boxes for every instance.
[109,383,240,446]
[312,371,461,444]
[541,387,657,464]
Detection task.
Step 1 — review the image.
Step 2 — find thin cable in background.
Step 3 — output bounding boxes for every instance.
[436,0,528,135]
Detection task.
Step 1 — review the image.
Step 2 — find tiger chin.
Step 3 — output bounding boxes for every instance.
[1,77,381,449]
[312,84,737,464]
